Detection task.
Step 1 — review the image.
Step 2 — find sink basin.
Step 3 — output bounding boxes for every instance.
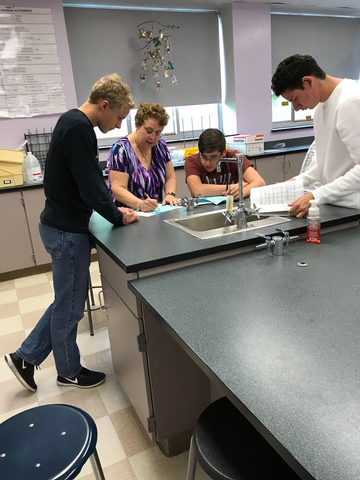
[164,209,292,240]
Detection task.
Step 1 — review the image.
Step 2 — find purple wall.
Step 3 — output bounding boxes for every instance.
[0,0,77,149]
[231,3,313,142]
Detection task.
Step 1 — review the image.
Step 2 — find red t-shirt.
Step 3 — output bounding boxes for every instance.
[184,149,253,185]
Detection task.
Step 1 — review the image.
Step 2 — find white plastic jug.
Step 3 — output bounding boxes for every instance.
[24,152,43,184]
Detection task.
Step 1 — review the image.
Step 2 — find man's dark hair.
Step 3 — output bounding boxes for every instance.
[198,128,226,153]
[271,54,326,96]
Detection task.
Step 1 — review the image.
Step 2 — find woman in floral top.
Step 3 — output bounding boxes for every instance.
[107,102,180,212]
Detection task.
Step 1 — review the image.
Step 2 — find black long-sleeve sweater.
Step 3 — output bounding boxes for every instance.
[41,109,123,233]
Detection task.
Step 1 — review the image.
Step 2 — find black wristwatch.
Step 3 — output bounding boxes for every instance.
[165,191,176,197]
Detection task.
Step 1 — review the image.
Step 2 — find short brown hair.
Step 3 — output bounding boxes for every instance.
[135,102,169,128]
[88,73,135,110]
[198,129,226,153]
[271,55,326,97]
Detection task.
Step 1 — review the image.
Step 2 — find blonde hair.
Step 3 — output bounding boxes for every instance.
[135,102,169,128]
[88,73,135,110]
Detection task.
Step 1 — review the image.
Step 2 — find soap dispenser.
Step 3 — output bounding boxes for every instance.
[307,199,320,244]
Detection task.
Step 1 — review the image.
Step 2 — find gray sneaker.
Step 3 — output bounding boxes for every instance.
[5,352,37,392]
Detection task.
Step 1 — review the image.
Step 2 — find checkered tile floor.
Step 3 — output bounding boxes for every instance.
[0,261,210,479]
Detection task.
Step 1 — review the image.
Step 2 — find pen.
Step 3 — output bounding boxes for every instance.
[145,193,160,211]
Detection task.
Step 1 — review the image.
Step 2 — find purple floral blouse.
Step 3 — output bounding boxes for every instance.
[107,137,171,207]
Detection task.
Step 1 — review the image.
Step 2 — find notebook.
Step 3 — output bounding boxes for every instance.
[250,179,304,213]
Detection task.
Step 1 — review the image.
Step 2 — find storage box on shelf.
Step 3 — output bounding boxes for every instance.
[0,149,24,189]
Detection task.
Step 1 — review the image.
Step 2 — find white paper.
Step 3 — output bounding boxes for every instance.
[250,179,304,213]
[137,204,184,217]
[0,5,65,118]
[0,44,57,55]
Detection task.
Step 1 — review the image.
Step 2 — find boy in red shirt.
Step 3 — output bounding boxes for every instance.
[185,129,265,199]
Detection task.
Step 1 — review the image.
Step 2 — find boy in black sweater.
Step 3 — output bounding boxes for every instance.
[5,74,138,391]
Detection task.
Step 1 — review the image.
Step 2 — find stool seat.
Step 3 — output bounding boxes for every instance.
[193,397,300,480]
[0,404,100,480]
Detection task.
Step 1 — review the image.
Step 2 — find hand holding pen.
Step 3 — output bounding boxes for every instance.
[139,193,160,212]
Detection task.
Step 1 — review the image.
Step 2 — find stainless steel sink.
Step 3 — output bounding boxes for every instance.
[164,210,292,240]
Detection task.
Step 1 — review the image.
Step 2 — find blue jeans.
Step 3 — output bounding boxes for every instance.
[17,223,91,378]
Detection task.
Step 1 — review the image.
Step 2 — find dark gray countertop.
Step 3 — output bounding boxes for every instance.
[129,225,360,480]
[89,204,360,273]
[0,182,44,193]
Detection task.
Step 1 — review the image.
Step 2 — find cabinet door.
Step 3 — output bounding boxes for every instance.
[22,188,50,266]
[175,167,191,197]
[285,152,306,180]
[255,155,285,185]
[101,276,153,439]
[0,191,34,273]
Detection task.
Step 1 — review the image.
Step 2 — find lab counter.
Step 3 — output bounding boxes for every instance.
[128,224,360,480]
[0,181,43,194]
[89,204,360,274]
[89,204,360,457]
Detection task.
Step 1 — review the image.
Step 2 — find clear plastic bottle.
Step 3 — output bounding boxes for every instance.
[23,152,43,184]
[307,199,321,244]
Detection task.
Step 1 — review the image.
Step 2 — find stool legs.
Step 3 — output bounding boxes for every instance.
[186,436,197,480]
[86,285,95,337]
[90,448,105,480]
[89,273,96,306]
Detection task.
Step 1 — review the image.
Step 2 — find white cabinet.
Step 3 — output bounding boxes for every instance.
[255,151,306,184]
[175,167,191,197]
[284,152,306,180]
[0,191,35,273]
[22,188,50,266]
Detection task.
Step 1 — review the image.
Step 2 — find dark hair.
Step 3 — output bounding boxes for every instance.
[198,129,226,153]
[271,54,326,96]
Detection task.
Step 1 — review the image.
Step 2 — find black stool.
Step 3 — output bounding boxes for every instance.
[186,397,300,480]
[85,268,104,336]
[0,404,105,480]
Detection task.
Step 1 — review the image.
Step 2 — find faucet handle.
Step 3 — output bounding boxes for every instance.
[275,228,290,245]
[244,203,261,219]
[251,203,261,219]
[255,233,272,249]
[275,228,299,246]
[222,210,235,223]
[176,197,188,207]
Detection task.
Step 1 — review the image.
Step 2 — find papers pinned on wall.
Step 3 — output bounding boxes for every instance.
[0,5,66,118]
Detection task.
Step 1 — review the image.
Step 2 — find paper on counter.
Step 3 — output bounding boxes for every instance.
[136,204,184,217]
[198,196,226,205]
[250,179,304,213]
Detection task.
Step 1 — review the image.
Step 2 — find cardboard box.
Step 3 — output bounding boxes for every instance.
[235,142,265,155]
[228,141,264,156]
[232,134,264,144]
[0,149,24,188]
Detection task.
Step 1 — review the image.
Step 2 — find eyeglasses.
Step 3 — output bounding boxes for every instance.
[200,153,221,163]
[142,126,163,138]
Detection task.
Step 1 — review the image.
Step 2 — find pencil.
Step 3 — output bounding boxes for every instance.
[145,193,161,211]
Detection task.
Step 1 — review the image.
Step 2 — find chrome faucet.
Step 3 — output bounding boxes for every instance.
[216,153,260,229]
[256,229,299,256]
[177,195,200,211]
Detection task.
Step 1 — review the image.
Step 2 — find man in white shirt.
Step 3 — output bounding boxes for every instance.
[271,54,360,218]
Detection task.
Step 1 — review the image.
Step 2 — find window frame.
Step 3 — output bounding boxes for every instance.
[97,103,223,148]
[272,93,314,130]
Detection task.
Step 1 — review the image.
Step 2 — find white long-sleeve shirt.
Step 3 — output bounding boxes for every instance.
[302,79,360,209]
